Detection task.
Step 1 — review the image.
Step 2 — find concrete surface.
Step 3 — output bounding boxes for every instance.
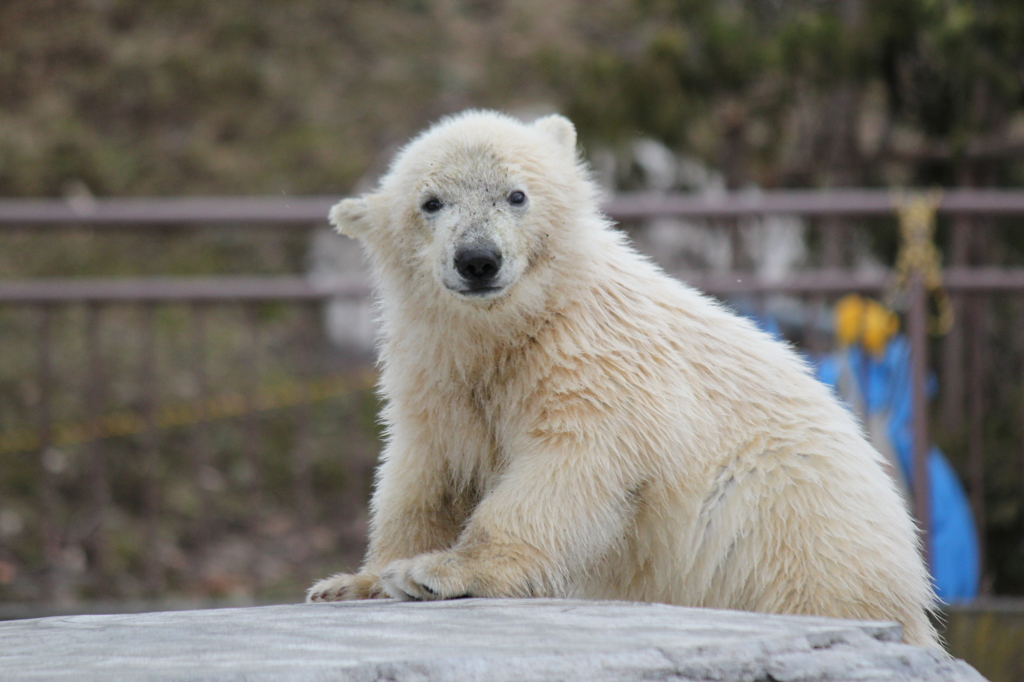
[0,598,984,681]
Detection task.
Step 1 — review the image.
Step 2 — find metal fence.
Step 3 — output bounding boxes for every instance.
[1,189,1023,603]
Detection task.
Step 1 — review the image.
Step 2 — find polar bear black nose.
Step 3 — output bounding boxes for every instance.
[455,247,502,284]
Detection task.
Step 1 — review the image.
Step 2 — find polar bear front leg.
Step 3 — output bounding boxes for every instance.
[379,438,636,601]
[379,539,552,600]
[307,572,384,602]
[307,439,468,602]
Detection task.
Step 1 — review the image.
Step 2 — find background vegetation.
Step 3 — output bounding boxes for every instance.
[5,0,1024,199]
[2,0,1024,604]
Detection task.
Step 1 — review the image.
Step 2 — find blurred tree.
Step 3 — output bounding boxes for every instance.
[550,0,1024,190]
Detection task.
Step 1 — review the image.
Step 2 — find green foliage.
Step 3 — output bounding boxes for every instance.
[3,0,1023,195]
[549,0,1024,188]
[3,0,640,199]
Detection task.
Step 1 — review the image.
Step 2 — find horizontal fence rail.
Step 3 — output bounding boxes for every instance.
[0,277,370,302]
[3,188,1024,225]
[608,188,1024,218]
[0,268,1023,303]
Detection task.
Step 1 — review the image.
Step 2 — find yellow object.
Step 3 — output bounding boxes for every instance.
[835,294,899,357]
[888,190,953,335]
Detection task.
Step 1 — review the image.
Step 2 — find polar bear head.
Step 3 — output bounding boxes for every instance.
[330,111,601,312]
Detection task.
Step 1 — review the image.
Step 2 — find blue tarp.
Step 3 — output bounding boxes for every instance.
[816,337,980,603]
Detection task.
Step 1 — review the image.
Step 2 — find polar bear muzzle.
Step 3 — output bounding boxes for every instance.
[453,243,503,295]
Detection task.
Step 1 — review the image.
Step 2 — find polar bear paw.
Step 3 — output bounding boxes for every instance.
[306,572,383,602]
[380,553,472,601]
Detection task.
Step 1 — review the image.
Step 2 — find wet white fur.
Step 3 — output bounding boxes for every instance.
[308,110,938,648]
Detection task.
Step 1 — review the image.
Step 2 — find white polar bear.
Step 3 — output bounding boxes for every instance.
[307,110,938,648]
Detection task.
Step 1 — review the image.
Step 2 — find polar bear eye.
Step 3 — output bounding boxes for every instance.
[508,191,526,206]
[422,198,443,213]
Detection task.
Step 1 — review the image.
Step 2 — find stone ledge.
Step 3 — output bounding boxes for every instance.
[0,598,984,681]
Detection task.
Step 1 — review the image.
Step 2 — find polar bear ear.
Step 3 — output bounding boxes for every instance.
[329,196,378,240]
[533,114,577,158]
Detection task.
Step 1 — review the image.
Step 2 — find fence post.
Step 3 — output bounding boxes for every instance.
[36,305,60,595]
[942,216,971,431]
[139,303,162,597]
[968,298,988,592]
[84,303,110,594]
[1020,297,1024,522]
[908,273,931,572]
[292,304,315,526]
[190,302,212,585]
[244,304,263,594]
[891,191,948,578]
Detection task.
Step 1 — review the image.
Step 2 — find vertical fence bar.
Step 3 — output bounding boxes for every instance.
[84,303,110,594]
[36,304,59,595]
[799,293,813,353]
[139,303,161,596]
[190,302,212,582]
[244,304,263,594]
[292,304,315,527]
[968,296,988,591]
[908,273,931,573]
[804,217,832,356]
[821,217,844,271]
[941,216,971,431]
[806,297,826,356]
[292,399,314,526]
[728,218,745,272]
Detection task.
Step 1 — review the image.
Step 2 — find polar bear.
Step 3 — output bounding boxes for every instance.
[307,110,938,648]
